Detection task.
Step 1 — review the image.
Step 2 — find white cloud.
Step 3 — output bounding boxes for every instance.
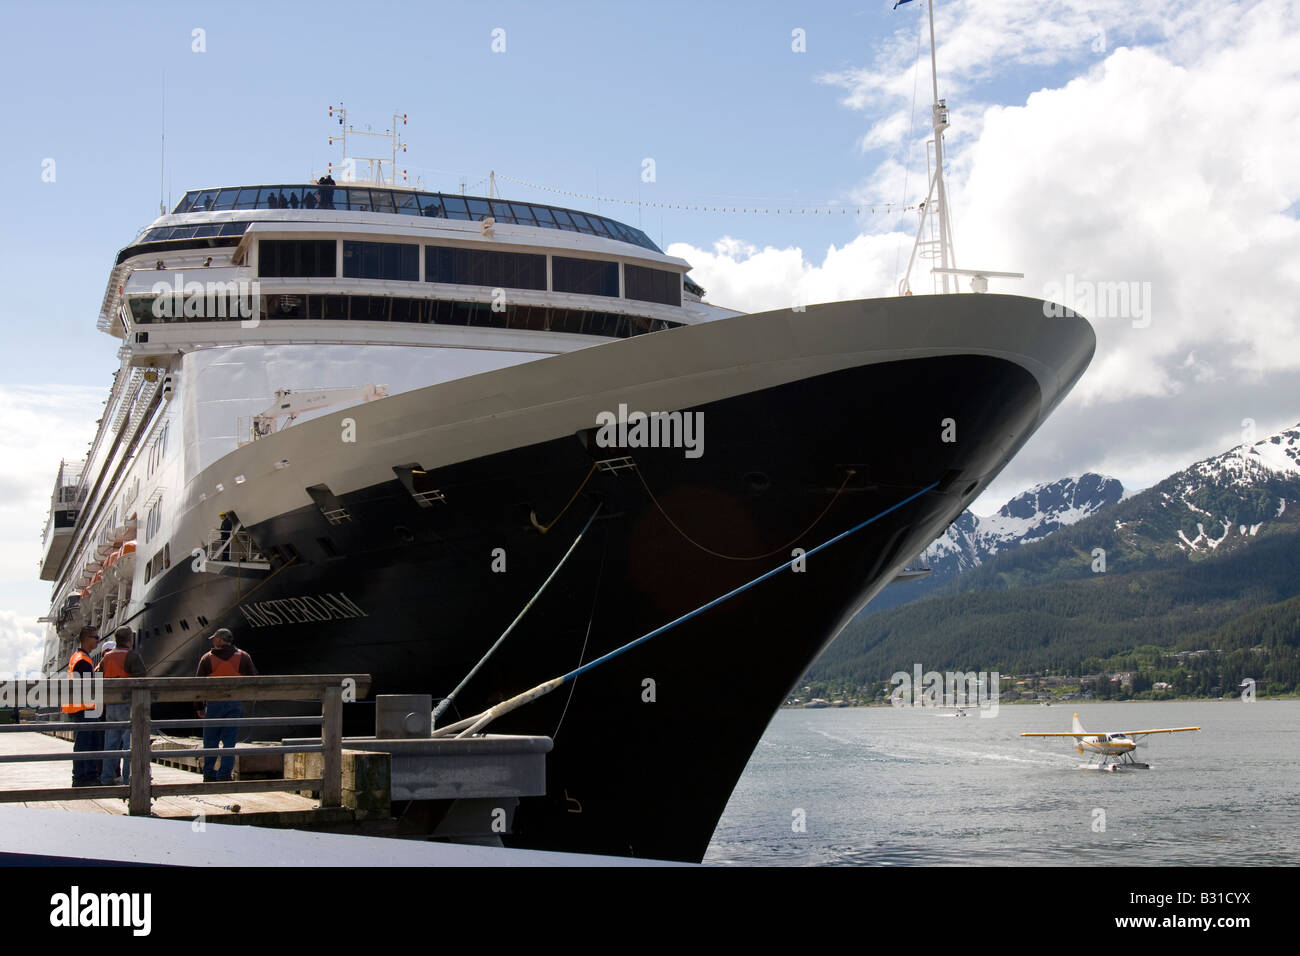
[0,609,46,678]
[668,229,912,313]
[0,385,103,672]
[677,0,1300,505]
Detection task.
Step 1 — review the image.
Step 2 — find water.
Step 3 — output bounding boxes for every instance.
[704,700,1300,866]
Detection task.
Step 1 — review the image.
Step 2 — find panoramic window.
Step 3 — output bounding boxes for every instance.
[425,246,546,290]
[342,241,419,281]
[624,264,682,307]
[553,256,619,297]
[439,196,471,220]
[171,186,661,251]
[258,239,336,278]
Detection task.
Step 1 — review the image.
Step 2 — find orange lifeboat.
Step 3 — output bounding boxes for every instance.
[108,541,137,583]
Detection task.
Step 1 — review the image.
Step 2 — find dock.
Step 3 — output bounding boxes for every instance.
[0,730,352,828]
[0,681,630,863]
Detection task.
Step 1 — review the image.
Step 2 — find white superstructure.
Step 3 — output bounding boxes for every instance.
[40,178,736,672]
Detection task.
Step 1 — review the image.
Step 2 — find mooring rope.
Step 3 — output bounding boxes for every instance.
[634,465,857,561]
[530,463,598,534]
[431,479,940,738]
[432,501,604,724]
[551,519,609,743]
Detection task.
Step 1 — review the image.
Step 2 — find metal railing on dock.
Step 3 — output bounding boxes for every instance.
[0,675,369,816]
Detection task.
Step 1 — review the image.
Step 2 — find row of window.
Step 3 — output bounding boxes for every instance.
[133,612,209,644]
[146,421,170,478]
[129,294,683,338]
[144,498,163,544]
[171,185,660,252]
[140,221,250,242]
[257,240,681,306]
[145,543,170,584]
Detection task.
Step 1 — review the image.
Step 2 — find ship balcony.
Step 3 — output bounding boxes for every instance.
[39,509,78,582]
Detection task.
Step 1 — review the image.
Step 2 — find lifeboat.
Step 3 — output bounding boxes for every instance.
[107,541,137,583]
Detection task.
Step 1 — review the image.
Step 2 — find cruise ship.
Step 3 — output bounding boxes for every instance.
[38,86,1095,864]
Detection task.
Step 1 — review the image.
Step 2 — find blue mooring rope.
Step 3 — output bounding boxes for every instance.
[561,480,941,683]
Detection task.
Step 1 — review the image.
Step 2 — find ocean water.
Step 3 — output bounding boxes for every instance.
[703,700,1300,866]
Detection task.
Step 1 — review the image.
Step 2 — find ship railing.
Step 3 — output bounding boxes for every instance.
[204,529,265,564]
[0,675,370,816]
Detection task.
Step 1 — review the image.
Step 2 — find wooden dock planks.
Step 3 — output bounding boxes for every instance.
[0,730,336,825]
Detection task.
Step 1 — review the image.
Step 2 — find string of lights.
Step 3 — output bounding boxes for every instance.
[491,172,919,216]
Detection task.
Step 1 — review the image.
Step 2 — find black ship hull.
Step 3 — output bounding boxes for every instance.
[127,296,1091,862]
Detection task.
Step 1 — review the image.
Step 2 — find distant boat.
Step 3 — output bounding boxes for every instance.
[804,699,831,709]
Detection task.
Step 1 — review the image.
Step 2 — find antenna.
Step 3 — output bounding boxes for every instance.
[159,71,166,216]
[899,1,1021,295]
[327,106,409,186]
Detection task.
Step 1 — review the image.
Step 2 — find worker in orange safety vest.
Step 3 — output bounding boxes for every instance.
[65,626,101,786]
[96,626,146,786]
[196,628,256,782]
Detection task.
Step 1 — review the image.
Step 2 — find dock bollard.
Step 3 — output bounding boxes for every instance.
[375,695,432,739]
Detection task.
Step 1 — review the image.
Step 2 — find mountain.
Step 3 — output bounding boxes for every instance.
[813,421,1300,695]
[931,472,1124,570]
[866,473,1124,614]
[1161,424,1300,554]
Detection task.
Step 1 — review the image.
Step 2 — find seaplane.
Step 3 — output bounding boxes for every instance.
[1021,713,1200,771]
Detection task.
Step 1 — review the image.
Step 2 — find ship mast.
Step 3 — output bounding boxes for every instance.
[327,106,409,186]
[899,0,1021,295]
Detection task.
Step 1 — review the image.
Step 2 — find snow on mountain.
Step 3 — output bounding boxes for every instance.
[870,421,1300,614]
[923,473,1124,576]
[1153,421,1300,555]
[1186,423,1300,485]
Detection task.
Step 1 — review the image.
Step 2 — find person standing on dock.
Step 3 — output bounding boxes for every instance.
[96,626,146,787]
[63,626,101,787]
[196,628,256,782]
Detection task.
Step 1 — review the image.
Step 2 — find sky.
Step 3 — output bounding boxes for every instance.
[1,0,1297,672]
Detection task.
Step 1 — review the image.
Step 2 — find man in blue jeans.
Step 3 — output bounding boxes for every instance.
[98,625,146,786]
[196,628,256,782]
